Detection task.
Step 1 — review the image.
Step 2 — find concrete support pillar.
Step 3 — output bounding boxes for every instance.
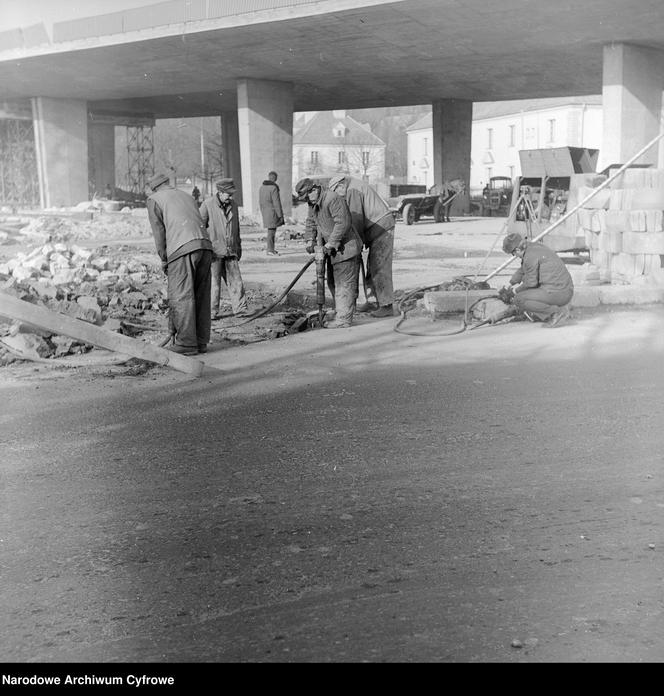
[32,97,88,208]
[600,43,664,170]
[88,122,115,197]
[432,99,472,214]
[221,111,243,207]
[237,78,293,218]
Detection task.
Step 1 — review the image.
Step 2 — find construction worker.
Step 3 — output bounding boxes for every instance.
[328,175,396,318]
[296,177,362,328]
[259,170,284,256]
[502,232,573,327]
[146,172,213,354]
[199,178,251,319]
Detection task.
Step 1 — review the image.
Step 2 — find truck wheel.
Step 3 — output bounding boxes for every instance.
[433,201,444,222]
[403,203,415,225]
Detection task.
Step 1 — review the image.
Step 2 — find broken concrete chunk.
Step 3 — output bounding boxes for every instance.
[1,333,54,359]
[46,299,101,325]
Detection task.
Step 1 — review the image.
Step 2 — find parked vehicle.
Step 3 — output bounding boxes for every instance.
[389,180,465,225]
[481,176,514,216]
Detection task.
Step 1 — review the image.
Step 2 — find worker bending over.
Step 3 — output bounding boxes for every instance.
[328,175,396,318]
[502,232,573,327]
[296,177,362,329]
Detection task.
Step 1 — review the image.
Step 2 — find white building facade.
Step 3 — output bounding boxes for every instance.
[293,110,386,187]
[407,96,603,192]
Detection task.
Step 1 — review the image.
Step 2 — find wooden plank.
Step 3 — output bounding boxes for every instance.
[0,293,204,376]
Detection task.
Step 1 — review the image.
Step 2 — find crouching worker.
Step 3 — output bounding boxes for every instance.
[502,232,573,327]
[146,172,212,355]
[296,177,362,329]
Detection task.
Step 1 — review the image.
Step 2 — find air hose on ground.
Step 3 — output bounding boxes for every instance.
[229,257,315,327]
[394,277,499,337]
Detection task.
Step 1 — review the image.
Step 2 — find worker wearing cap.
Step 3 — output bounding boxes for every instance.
[502,232,573,327]
[295,177,362,328]
[146,173,212,355]
[199,178,251,319]
[328,175,396,318]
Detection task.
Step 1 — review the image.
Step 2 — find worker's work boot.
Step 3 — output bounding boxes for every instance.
[370,304,395,318]
[356,302,377,313]
[544,305,571,328]
[168,344,198,356]
[325,319,352,329]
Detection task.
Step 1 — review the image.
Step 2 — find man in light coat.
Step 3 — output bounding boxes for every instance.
[328,175,396,318]
[296,177,362,328]
[259,170,284,256]
[199,178,251,319]
[146,172,212,355]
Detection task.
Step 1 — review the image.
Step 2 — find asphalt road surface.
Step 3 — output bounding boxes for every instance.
[3,304,664,663]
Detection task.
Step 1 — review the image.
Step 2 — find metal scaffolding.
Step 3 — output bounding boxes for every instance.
[0,119,40,209]
[126,125,154,194]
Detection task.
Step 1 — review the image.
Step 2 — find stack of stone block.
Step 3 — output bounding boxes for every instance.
[577,168,664,284]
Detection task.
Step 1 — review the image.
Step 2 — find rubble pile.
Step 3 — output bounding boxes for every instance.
[0,239,167,365]
[15,213,150,244]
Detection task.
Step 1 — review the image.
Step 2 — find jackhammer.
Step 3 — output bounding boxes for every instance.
[313,228,327,327]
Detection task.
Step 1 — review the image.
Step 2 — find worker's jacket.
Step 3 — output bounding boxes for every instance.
[510,241,573,292]
[305,188,362,265]
[258,180,284,228]
[147,187,211,264]
[199,194,242,259]
[345,178,395,245]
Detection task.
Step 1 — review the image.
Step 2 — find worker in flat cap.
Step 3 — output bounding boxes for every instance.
[259,170,284,255]
[295,177,363,328]
[501,232,574,327]
[199,178,251,319]
[328,174,396,318]
[146,172,212,355]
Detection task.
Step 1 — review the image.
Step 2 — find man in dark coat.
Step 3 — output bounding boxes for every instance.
[329,174,396,318]
[296,178,362,328]
[146,173,212,354]
[199,178,250,318]
[258,170,284,256]
[502,232,574,327]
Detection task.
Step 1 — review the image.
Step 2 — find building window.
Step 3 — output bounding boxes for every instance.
[423,137,429,156]
[487,128,493,149]
[509,165,515,179]
[486,167,493,180]
[338,151,346,165]
[548,119,556,143]
[509,125,516,147]
[362,151,370,167]
[310,151,319,164]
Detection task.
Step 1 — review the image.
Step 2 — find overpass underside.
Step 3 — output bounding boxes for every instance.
[0,0,663,214]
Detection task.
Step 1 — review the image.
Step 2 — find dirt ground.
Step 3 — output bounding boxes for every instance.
[11,211,661,665]
[0,208,525,374]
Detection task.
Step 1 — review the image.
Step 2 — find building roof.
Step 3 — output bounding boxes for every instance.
[295,111,385,147]
[406,95,603,131]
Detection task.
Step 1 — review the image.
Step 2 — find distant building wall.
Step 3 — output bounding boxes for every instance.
[408,101,603,193]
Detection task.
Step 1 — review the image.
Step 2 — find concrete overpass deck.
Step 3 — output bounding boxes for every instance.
[1,0,664,117]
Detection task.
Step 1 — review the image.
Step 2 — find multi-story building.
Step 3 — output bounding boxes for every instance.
[407,96,603,193]
[293,110,386,188]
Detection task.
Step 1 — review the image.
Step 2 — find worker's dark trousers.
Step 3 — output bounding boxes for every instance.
[167,249,212,348]
[327,255,361,325]
[266,228,277,252]
[514,286,573,320]
[365,227,395,307]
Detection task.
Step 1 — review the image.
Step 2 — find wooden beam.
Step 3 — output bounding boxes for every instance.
[0,293,204,376]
